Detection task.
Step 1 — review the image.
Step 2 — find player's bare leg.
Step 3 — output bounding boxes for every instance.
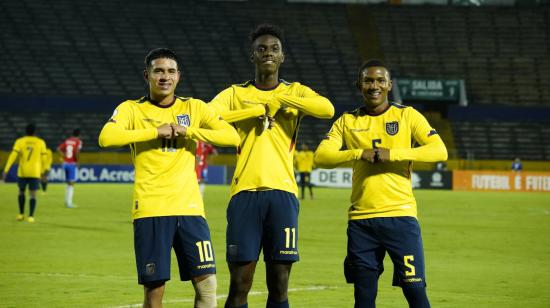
[266,261,292,307]
[225,261,257,307]
[143,281,165,308]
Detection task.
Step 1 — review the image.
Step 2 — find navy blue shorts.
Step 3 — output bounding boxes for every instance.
[133,216,216,285]
[17,177,40,191]
[344,217,427,288]
[226,190,300,262]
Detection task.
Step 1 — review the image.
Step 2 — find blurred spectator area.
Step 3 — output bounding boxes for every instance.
[369,5,550,106]
[1,0,549,158]
[0,0,360,105]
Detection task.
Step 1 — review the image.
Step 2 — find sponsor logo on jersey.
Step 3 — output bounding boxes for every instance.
[385,121,399,135]
[177,114,190,127]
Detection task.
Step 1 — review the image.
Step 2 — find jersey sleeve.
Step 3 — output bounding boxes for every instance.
[314,116,363,168]
[3,139,21,173]
[209,87,265,123]
[275,83,334,119]
[40,140,48,172]
[185,100,240,147]
[98,102,158,147]
[389,108,448,162]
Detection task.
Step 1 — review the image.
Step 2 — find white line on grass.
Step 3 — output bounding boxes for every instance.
[3,271,133,280]
[110,285,339,308]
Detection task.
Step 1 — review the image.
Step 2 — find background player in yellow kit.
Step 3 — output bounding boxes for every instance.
[294,143,315,200]
[2,124,48,223]
[209,24,334,308]
[314,60,447,308]
[40,148,53,194]
[99,48,240,308]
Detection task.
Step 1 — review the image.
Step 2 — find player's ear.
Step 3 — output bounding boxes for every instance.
[143,70,149,83]
[281,51,285,64]
[388,79,393,92]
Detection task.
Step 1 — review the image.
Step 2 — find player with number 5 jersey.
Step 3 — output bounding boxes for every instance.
[314,60,447,308]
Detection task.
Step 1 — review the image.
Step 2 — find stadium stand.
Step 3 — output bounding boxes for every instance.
[0,0,360,151]
[369,5,550,106]
[1,1,549,160]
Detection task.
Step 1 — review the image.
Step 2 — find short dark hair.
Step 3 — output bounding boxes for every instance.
[144,48,180,71]
[73,129,81,137]
[249,24,284,45]
[357,59,390,81]
[25,124,36,135]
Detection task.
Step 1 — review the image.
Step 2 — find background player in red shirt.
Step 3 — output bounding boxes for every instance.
[58,129,82,208]
[195,141,217,196]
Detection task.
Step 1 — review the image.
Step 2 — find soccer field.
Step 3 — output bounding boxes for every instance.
[1,184,549,307]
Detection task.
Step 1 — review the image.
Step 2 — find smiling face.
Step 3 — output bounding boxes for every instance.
[251,34,284,76]
[358,66,392,110]
[144,57,180,103]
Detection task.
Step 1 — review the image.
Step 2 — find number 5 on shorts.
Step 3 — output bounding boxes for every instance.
[196,241,214,262]
[404,255,416,276]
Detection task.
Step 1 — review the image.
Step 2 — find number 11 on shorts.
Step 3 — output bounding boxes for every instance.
[284,227,296,249]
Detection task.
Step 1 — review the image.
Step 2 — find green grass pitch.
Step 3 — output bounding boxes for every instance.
[1,183,549,307]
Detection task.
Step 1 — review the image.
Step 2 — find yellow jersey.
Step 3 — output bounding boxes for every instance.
[209,80,334,196]
[315,103,447,220]
[3,136,48,178]
[294,150,314,173]
[98,96,240,220]
[43,149,53,172]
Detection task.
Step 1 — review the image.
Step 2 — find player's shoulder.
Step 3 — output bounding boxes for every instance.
[342,106,367,118]
[115,97,147,110]
[390,101,409,110]
[176,96,205,105]
[389,102,423,118]
[233,80,254,89]
[280,80,310,91]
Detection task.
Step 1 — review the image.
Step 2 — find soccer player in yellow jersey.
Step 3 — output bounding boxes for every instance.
[40,148,53,193]
[209,25,334,308]
[294,143,315,200]
[314,60,448,308]
[2,124,48,223]
[98,48,240,308]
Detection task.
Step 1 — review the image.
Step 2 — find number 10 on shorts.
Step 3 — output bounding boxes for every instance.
[196,241,214,262]
[284,227,296,249]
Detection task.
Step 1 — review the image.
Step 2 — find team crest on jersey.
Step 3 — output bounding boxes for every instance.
[176,114,190,127]
[385,121,399,135]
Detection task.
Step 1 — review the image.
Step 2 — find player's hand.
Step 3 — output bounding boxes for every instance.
[361,149,377,163]
[259,115,276,129]
[375,147,390,162]
[171,123,187,137]
[157,123,174,138]
[2,172,7,182]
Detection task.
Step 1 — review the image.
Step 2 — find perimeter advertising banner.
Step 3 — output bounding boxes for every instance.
[453,170,550,192]
[5,164,227,184]
[310,168,452,189]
